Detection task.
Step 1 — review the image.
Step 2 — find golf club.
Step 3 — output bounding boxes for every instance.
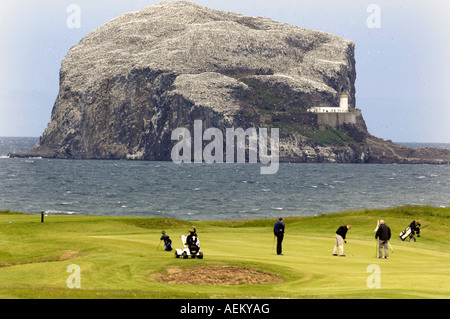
[345,242,353,257]
[156,240,162,251]
[388,242,394,253]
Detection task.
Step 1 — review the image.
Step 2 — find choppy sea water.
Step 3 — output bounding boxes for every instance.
[1,137,449,220]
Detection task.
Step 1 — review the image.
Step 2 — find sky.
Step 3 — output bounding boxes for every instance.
[0,0,449,143]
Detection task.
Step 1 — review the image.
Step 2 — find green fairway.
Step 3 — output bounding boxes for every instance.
[0,206,449,299]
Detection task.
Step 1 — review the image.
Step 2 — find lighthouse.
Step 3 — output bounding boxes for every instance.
[339,93,349,112]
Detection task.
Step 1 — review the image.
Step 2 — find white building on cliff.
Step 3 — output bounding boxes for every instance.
[307,93,349,113]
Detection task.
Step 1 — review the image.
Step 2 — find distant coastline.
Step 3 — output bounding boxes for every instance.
[0,136,39,156]
[396,142,450,150]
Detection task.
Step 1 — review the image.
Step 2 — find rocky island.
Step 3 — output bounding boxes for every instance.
[11,1,450,164]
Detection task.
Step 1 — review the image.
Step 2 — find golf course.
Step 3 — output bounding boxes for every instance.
[0,206,449,299]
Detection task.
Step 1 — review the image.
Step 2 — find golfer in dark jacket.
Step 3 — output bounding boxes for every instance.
[409,220,421,242]
[273,218,285,255]
[375,220,391,258]
[333,225,351,256]
[160,231,173,251]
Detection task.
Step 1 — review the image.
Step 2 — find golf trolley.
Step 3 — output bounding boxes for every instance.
[174,229,204,259]
[399,226,412,241]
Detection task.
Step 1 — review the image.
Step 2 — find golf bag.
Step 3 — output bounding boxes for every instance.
[399,227,411,241]
[163,237,173,251]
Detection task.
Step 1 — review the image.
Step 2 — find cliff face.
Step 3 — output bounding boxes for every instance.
[17,1,450,164]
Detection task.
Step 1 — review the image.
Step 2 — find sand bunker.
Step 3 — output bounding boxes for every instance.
[154,266,284,286]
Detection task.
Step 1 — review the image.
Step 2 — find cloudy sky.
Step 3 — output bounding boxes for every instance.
[0,0,449,143]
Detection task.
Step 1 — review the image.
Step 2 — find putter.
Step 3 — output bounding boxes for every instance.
[345,242,353,257]
[156,240,162,251]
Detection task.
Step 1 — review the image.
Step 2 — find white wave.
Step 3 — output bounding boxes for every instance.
[44,210,77,215]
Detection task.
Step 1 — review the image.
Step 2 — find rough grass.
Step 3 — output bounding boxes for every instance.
[272,122,357,145]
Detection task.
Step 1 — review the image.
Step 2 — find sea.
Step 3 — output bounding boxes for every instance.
[1,137,449,221]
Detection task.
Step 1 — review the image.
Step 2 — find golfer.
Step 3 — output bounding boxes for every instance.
[160,231,173,251]
[273,217,285,255]
[408,220,421,242]
[375,220,391,258]
[333,225,351,256]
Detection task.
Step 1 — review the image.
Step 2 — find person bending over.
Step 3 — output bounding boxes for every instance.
[333,225,351,256]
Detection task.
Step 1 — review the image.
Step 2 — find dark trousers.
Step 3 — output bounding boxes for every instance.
[275,232,284,255]
[164,240,172,251]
